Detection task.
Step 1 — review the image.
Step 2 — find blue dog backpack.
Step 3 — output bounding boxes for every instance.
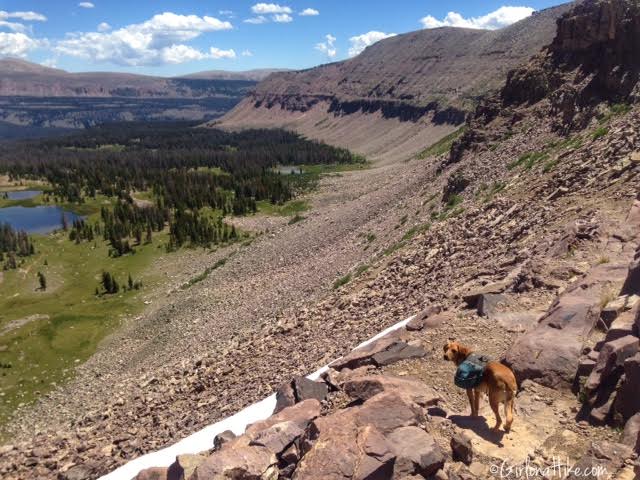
[454,353,490,389]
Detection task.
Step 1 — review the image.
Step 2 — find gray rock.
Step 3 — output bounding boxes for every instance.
[622,413,640,453]
[213,430,236,451]
[505,260,630,390]
[585,335,639,392]
[167,454,206,480]
[249,421,304,455]
[387,426,445,478]
[135,467,168,480]
[274,376,328,414]
[614,353,640,421]
[450,431,473,465]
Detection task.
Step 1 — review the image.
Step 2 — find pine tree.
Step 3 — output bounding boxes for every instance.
[37,271,47,291]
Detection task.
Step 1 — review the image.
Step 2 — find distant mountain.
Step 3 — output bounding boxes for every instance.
[179,69,290,82]
[0,59,263,137]
[220,3,573,161]
[0,58,258,98]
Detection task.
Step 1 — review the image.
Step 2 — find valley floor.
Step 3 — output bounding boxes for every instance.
[1,106,639,479]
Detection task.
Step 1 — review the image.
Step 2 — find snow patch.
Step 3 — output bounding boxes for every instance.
[100,314,415,480]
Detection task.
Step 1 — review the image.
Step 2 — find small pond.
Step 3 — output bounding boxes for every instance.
[4,190,42,200]
[0,205,83,234]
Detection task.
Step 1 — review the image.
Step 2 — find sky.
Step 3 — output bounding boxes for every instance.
[0,1,565,76]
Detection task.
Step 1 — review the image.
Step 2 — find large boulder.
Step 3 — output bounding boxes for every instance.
[505,261,629,390]
[246,399,321,438]
[387,426,445,478]
[294,420,394,480]
[249,421,304,455]
[274,377,328,414]
[564,441,632,480]
[353,391,428,435]
[295,386,429,479]
[585,335,639,392]
[462,281,510,308]
[189,444,278,480]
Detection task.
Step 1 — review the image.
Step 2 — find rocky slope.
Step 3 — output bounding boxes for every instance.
[2,1,640,479]
[219,3,572,162]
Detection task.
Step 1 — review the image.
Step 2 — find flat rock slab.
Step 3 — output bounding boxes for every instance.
[330,335,426,370]
[342,375,440,408]
[371,341,427,366]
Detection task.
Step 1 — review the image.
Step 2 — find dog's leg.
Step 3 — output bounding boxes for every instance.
[474,389,481,417]
[467,389,476,416]
[504,393,514,432]
[489,393,502,432]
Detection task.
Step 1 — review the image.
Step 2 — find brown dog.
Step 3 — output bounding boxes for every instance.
[443,340,517,432]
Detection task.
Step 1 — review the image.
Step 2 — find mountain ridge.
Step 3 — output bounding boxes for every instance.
[219,3,574,162]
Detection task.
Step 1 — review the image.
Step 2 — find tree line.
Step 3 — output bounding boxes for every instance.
[0,122,364,257]
[0,223,35,270]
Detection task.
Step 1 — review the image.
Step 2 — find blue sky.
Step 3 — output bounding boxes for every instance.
[0,1,565,76]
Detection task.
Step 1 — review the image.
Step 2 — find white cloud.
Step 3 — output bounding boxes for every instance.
[348,31,396,57]
[0,32,40,57]
[209,46,236,59]
[244,16,268,24]
[272,13,292,23]
[97,22,111,32]
[78,2,95,8]
[0,11,47,22]
[219,10,234,17]
[241,49,253,57]
[300,8,319,16]
[315,33,336,59]
[55,12,234,66]
[0,20,26,32]
[251,3,292,14]
[420,6,534,30]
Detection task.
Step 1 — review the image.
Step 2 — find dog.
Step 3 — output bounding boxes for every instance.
[443,340,517,432]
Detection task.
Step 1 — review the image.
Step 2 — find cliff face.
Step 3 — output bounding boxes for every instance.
[219,4,572,161]
[451,0,640,163]
[503,0,640,124]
